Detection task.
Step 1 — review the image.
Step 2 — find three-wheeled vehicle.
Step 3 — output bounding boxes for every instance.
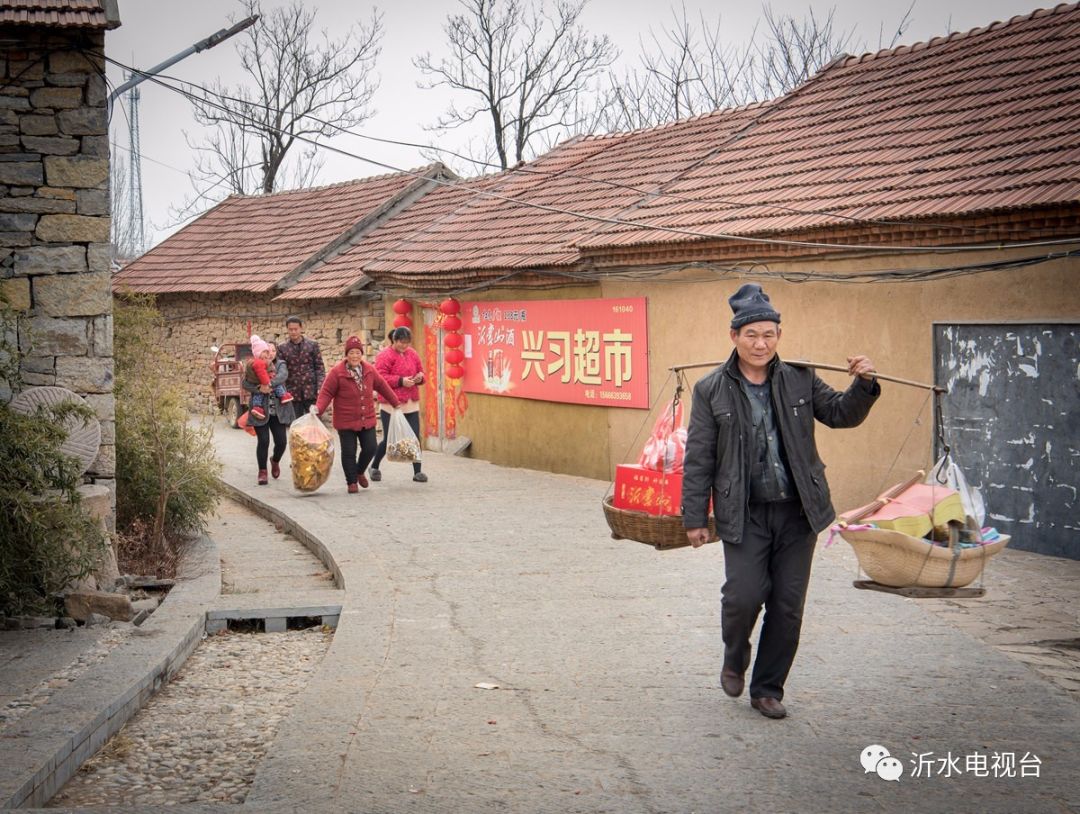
[211,342,253,428]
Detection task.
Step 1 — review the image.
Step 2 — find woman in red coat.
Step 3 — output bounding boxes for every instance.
[315,335,400,493]
[370,326,427,483]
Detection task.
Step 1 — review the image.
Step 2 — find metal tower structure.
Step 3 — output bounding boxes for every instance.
[121,74,145,259]
[110,71,146,262]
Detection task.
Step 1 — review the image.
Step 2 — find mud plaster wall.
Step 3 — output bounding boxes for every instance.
[600,246,1080,515]
[384,246,1079,523]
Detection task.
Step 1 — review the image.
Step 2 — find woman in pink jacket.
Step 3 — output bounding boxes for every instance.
[370,326,427,483]
[315,335,400,493]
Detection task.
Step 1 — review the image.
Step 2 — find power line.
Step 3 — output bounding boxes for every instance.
[99,51,1003,240]
[109,139,190,176]
[431,246,1080,297]
[93,50,1080,258]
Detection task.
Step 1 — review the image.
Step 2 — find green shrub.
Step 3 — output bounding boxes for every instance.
[114,295,220,569]
[0,297,106,616]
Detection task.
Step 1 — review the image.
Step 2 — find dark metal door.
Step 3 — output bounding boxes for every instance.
[934,323,1078,559]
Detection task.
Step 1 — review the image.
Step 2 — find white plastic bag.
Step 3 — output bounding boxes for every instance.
[288,407,335,492]
[385,409,422,463]
[925,455,985,527]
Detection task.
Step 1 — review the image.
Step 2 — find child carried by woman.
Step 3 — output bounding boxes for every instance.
[245,335,293,421]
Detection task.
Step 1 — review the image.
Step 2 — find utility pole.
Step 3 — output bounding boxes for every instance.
[108,15,258,260]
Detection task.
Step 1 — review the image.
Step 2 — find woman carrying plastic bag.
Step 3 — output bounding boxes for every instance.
[369,326,428,483]
[313,336,401,493]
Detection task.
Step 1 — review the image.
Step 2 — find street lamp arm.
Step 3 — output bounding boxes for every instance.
[107,15,259,109]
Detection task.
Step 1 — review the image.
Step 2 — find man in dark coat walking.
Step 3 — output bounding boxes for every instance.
[682,284,880,719]
[276,316,326,419]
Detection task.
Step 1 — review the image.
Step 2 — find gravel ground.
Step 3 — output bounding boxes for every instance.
[46,496,336,808]
[47,624,332,807]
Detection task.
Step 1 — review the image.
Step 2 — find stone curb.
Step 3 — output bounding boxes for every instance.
[217,480,343,590]
[0,535,220,809]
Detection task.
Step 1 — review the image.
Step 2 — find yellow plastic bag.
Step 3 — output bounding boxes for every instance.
[288,408,335,492]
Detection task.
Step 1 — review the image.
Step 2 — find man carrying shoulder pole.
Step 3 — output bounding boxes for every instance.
[682,284,880,719]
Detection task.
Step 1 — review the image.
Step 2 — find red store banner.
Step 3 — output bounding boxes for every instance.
[460,297,649,408]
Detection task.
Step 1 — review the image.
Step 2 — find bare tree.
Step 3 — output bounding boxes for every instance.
[599,3,911,132]
[179,0,382,210]
[415,0,617,170]
[109,152,135,262]
[753,6,856,99]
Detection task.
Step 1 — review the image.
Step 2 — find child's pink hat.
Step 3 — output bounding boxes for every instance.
[250,335,270,357]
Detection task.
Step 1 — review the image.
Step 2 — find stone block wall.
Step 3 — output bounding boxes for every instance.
[143,291,385,411]
[0,28,114,507]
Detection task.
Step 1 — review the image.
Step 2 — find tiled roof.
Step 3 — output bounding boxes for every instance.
[578,2,1080,252]
[277,176,502,299]
[326,2,1080,288]
[113,168,442,295]
[0,0,117,28]
[116,3,1080,299]
[311,105,766,292]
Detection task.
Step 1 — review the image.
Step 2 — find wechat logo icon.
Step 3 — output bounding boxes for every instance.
[861,744,904,782]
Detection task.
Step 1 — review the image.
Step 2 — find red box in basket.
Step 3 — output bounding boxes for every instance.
[613,464,683,516]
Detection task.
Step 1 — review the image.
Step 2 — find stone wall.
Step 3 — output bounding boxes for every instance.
[146,291,385,410]
[0,28,114,506]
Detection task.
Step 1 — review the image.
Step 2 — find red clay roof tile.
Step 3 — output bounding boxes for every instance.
[308,3,1080,289]
[288,105,768,293]
[122,3,1080,297]
[0,0,116,28]
[113,169,439,295]
[578,2,1080,252]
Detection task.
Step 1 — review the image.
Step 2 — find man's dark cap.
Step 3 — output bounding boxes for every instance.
[729,283,781,329]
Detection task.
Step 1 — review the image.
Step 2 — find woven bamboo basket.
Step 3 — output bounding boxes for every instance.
[839,527,1009,588]
[602,496,718,550]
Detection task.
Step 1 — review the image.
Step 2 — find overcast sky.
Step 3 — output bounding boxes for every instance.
[105,0,1049,248]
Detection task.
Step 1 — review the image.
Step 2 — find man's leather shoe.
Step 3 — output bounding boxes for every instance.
[720,668,744,698]
[750,697,787,719]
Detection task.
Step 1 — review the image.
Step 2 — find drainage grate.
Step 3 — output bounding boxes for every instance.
[205,605,341,635]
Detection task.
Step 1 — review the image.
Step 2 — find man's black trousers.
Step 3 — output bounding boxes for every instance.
[721,499,817,700]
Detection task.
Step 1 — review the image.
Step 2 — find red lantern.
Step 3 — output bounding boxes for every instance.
[393,314,413,329]
[392,298,411,315]
[441,314,462,332]
[445,364,465,381]
[439,298,461,316]
[444,348,464,365]
[443,331,463,348]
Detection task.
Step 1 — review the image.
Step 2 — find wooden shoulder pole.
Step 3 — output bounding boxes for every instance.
[669,359,945,394]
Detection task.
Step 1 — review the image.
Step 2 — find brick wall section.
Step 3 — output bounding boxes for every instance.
[148,291,386,410]
[0,28,114,512]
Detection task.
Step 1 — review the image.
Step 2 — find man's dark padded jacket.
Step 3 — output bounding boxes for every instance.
[682,349,880,544]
